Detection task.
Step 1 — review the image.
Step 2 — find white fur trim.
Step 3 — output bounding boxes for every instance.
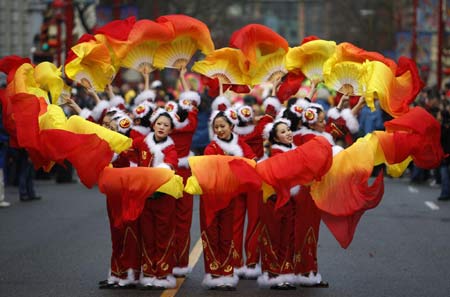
[109,95,125,108]
[153,275,177,288]
[271,143,295,152]
[179,91,201,106]
[91,100,110,122]
[263,97,282,114]
[212,95,231,111]
[234,124,255,136]
[130,161,137,167]
[150,107,174,125]
[290,104,304,118]
[172,266,192,276]
[173,116,190,130]
[237,105,254,123]
[202,274,239,288]
[213,133,243,156]
[118,268,138,286]
[243,264,262,279]
[178,151,194,168]
[155,163,171,169]
[327,107,341,120]
[290,185,300,197]
[296,98,311,110]
[221,274,239,286]
[309,102,324,111]
[140,275,156,287]
[133,103,152,119]
[256,272,285,288]
[144,133,175,167]
[332,145,344,156]
[234,266,246,277]
[340,108,359,133]
[165,101,179,114]
[296,271,323,286]
[303,107,319,125]
[131,125,150,136]
[106,269,120,285]
[178,98,194,111]
[299,127,335,146]
[225,108,239,126]
[111,153,119,163]
[79,108,92,119]
[113,113,133,135]
[135,89,156,104]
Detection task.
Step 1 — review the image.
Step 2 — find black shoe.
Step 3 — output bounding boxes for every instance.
[19,195,32,202]
[438,196,450,201]
[270,283,290,290]
[98,282,118,289]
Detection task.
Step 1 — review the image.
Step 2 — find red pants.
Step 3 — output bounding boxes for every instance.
[259,197,294,275]
[293,187,321,274]
[174,167,193,268]
[140,194,176,278]
[232,191,261,267]
[107,202,141,278]
[200,197,235,276]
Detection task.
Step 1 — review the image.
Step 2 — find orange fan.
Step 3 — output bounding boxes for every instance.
[229,24,289,67]
[249,47,287,86]
[154,14,214,69]
[120,19,175,75]
[286,39,336,82]
[191,47,249,85]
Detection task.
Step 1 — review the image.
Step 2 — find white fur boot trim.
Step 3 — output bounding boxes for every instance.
[118,268,138,286]
[282,273,297,284]
[172,266,192,276]
[106,271,120,285]
[243,264,262,279]
[257,272,285,288]
[139,275,156,287]
[296,271,322,286]
[221,274,239,287]
[234,266,246,277]
[153,274,177,289]
[202,273,224,288]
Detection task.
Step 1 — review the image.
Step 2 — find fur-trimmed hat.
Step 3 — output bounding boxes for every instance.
[179,90,201,107]
[150,107,176,127]
[289,104,304,119]
[237,105,254,123]
[262,96,282,116]
[109,95,126,110]
[113,113,133,135]
[212,95,231,111]
[210,108,239,126]
[133,101,155,119]
[134,89,156,105]
[302,107,319,125]
[296,97,311,110]
[164,100,179,114]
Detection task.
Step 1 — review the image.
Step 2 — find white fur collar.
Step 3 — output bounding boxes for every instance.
[299,126,335,145]
[213,133,243,157]
[174,117,190,130]
[234,124,255,136]
[91,100,110,122]
[132,125,150,136]
[271,143,296,152]
[144,132,174,167]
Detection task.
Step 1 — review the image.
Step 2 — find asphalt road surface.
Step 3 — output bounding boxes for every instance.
[0,176,449,297]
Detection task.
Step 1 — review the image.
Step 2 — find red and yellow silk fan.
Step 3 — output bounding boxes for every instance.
[153,14,214,70]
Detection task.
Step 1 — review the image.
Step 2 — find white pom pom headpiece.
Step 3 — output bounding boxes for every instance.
[179,91,201,107]
[134,89,156,105]
[212,95,231,111]
[237,105,254,123]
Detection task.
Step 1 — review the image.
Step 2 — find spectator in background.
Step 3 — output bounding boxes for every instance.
[438,91,450,201]
[17,149,41,202]
[191,92,211,155]
[0,118,10,208]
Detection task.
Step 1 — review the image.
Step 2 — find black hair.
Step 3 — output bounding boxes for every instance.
[213,111,233,127]
[176,105,189,122]
[281,108,301,131]
[154,111,175,129]
[268,121,289,144]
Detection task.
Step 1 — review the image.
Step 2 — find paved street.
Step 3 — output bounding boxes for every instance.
[0,176,449,297]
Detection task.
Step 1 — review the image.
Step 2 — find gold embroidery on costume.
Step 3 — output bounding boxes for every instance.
[224,265,233,273]
[142,151,147,160]
[210,261,219,271]
[161,262,169,271]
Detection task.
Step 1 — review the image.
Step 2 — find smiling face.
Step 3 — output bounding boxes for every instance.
[153,115,173,141]
[274,123,293,145]
[213,116,233,141]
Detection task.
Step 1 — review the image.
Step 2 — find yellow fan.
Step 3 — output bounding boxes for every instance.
[153,36,198,70]
[192,47,249,85]
[249,48,287,86]
[286,40,336,82]
[323,61,364,95]
[120,41,160,75]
